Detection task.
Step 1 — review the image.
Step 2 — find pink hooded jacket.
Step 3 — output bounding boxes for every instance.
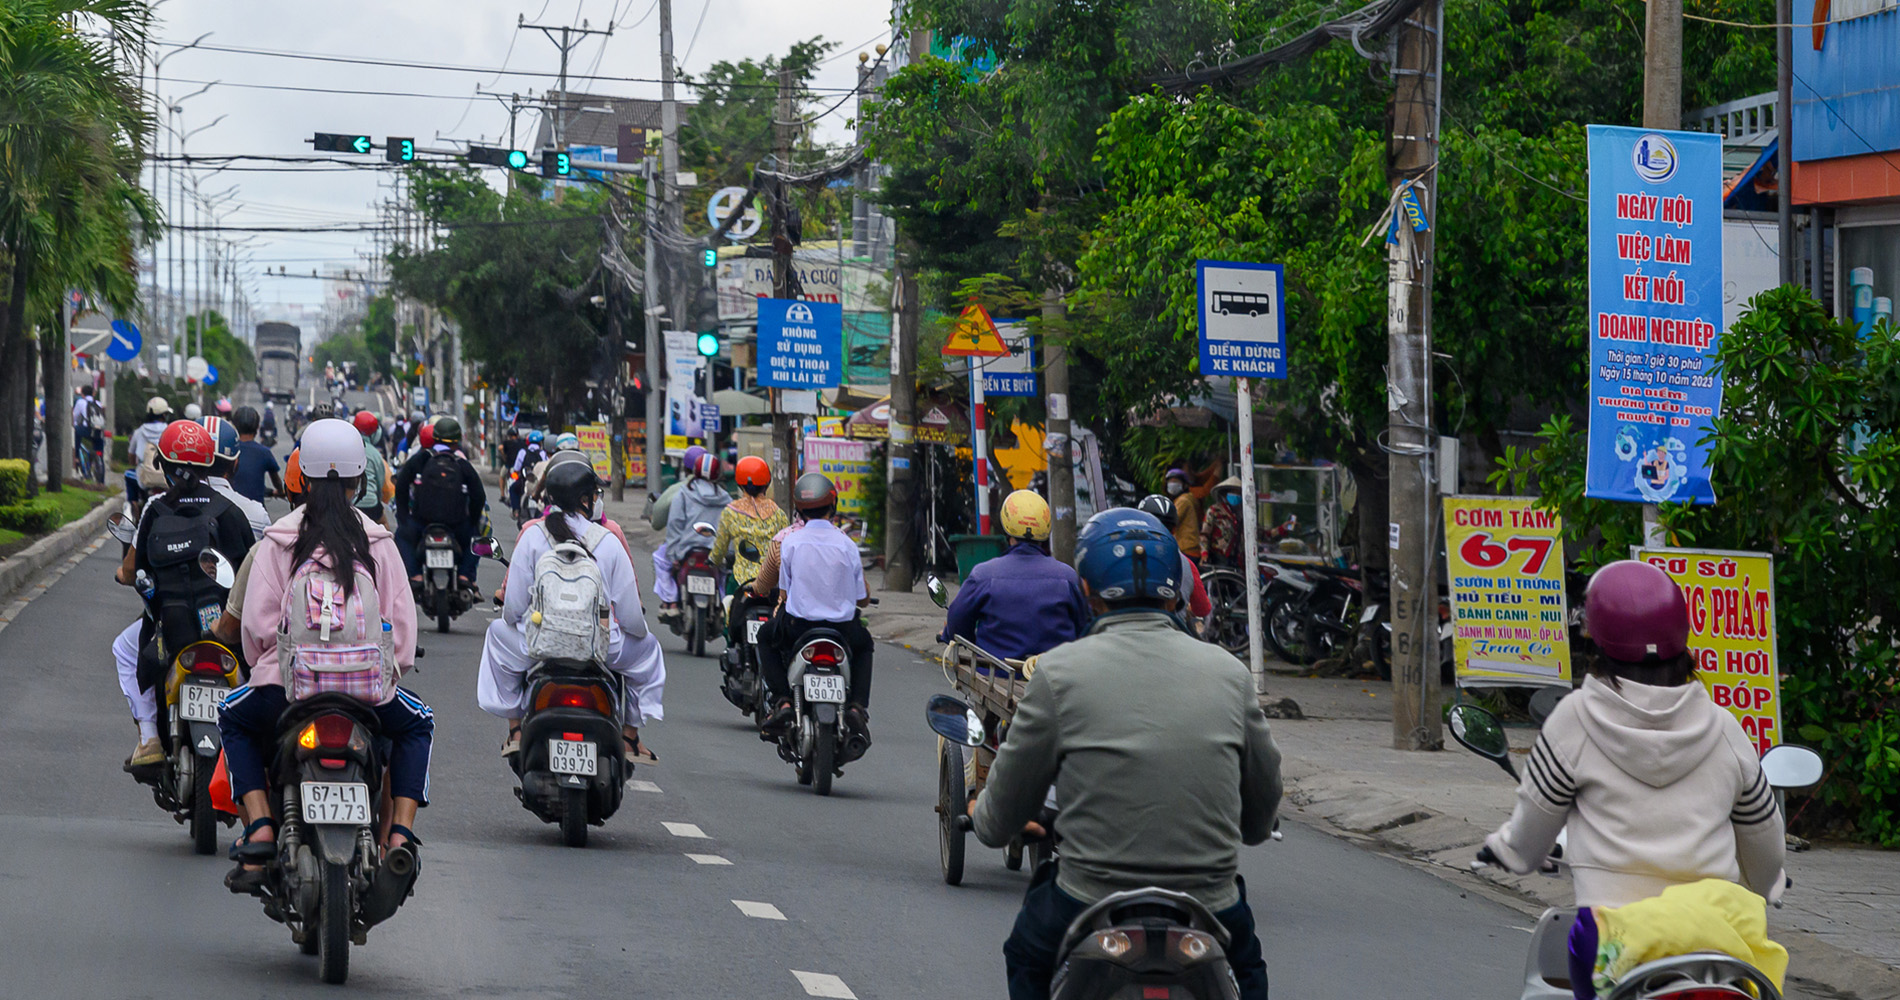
[240,507,418,702]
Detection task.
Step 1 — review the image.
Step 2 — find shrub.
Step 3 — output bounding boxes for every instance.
[0,459,29,506]
[0,499,61,535]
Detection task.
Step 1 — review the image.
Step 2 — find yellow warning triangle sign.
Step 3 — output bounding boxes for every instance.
[940,302,1011,358]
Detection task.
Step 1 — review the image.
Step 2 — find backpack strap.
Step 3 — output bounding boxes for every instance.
[579,522,609,554]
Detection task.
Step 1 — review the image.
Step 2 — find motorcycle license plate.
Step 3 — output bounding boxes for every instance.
[549,739,598,776]
[686,575,717,596]
[803,673,846,704]
[178,682,222,723]
[746,619,766,644]
[300,782,370,825]
[425,549,455,569]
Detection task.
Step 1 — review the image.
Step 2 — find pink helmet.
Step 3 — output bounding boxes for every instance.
[1584,560,1690,662]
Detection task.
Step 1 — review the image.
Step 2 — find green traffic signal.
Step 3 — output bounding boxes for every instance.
[506,149,529,170]
[313,132,373,154]
[696,331,720,357]
[542,150,571,177]
[386,137,416,163]
[702,248,717,267]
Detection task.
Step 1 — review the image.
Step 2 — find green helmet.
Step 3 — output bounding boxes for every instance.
[432,416,462,443]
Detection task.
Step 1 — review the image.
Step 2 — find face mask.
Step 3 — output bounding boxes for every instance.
[1165,481,1185,496]
[1225,493,1240,506]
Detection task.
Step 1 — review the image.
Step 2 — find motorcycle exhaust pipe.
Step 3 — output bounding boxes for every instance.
[358,844,420,928]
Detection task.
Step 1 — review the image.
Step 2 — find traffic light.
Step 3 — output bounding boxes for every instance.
[386,137,416,163]
[542,150,572,178]
[695,331,720,358]
[701,248,718,267]
[314,132,373,154]
[467,145,530,170]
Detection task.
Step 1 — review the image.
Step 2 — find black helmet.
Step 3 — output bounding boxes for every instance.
[433,416,462,443]
[542,457,600,510]
[1137,493,1179,530]
[793,472,838,512]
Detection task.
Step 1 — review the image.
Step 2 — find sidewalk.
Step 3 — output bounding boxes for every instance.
[860,567,1900,1000]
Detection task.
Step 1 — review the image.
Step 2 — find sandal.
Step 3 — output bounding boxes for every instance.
[623,734,658,767]
[226,817,277,895]
[501,724,521,757]
[386,823,422,853]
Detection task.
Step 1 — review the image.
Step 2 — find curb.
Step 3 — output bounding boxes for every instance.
[0,497,115,604]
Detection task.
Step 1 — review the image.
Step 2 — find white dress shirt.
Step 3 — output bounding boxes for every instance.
[779,518,866,622]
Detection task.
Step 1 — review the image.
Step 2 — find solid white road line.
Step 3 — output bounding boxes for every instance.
[791,971,856,998]
[627,779,662,793]
[684,853,732,865]
[731,900,786,920]
[662,822,709,838]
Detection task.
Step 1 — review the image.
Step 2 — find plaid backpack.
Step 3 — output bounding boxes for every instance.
[278,555,395,702]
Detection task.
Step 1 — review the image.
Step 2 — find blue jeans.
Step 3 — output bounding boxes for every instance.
[1003,864,1269,1000]
[218,684,435,804]
[395,517,478,580]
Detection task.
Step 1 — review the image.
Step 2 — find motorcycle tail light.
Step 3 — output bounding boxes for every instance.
[1168,929,1216,962]
[563,732,585,741]
[1143,989,1172,1000]
[181,641,236,675]
[535,683,612,715]
[299,714,359,752]
[1090,929,1135,958]
[802,640,842,666]
[318,757,347,769]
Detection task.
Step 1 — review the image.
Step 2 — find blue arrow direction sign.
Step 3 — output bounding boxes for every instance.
[203,364,219,387]
[106,320,141,361]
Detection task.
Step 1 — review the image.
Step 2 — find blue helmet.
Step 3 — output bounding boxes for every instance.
[199,415,241,463]
[1074,508,1182,604]
[528,429,546,445]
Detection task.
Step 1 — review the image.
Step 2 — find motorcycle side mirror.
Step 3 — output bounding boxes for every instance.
[198,549,236,589]
[926,574,949,608]
[738,539,761,561]
[692,521,716,536]
[1446,704,1517,780]
[107,510,135,544]
[925,693,984,747]
[1760,744,1824,790]
[471,536,497,558]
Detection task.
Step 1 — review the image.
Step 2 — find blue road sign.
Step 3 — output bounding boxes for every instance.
[700,403,721,437]
[1196,260,1288,379]
[106,320,141,361]
[756,298,843,389]
[203,364,219,387]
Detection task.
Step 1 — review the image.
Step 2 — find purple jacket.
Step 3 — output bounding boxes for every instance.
[938,542,1090,662]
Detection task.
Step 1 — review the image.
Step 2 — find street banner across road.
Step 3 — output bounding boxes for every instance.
[1586,126,1724,505]
[756,297,843,389]
[1196,260,1287,379]
[1444,496,1573,687]
[1633,546,1780,753]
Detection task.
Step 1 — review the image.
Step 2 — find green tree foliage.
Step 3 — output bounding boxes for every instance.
[184,310,256,386]
[679,38,834,195]
[312,295,397,381]
[1494,288,1900,844]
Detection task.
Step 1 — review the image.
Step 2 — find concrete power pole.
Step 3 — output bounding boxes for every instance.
[883,262,919,590]
[643,157,665,496]
[1386,0,1445,752]
[1640,0,1681,546]
[1042,288,1077,562]
[1775,0,1795,286]
[658,0,687,341]
[768,66,797,512]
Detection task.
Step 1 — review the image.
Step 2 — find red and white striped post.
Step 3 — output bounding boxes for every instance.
[971,357,990,534]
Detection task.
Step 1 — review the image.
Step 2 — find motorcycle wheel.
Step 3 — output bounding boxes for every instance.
[436,610,451,634]
[189,760,218,856]
[560,786,589,848]
[811,722,836,797]
[317,860,350,984]
[1265,598,1314,665]
[1200,568,1250,655]
[688,607,705,658]
[938,741,966,886]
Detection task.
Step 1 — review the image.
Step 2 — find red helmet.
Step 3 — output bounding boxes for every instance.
[156,419,217,468]
[735,455,770,488]
[352,411,380,437]
[694,454,722,481]
[1585,560,1690,662]
[417,421,435,450]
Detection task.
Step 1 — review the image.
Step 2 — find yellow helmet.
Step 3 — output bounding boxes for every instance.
[999,489,1053,542]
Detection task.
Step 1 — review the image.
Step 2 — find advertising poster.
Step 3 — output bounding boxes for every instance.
[575,424,610,479]
[1586,126,1724,505]
[664,329,707,450]
[1443,496,1572,687]
[802,437,876,516]
[1632,547,1780,753]
[624,419,646,483]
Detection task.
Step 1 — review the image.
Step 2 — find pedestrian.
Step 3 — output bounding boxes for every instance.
[1200,476,1245,568]
[1163,467,1203,562]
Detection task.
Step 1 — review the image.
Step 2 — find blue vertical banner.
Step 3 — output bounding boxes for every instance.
[1585,126,1724,505]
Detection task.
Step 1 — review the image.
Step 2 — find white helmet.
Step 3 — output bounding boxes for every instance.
[145,396,172,418]
[183,402,203,420]
[300,418,368,479]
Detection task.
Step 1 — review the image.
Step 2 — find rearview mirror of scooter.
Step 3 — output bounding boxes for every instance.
[1760,744,1824,789]
[692,521,716,537]
[925,693,985,747]
[1446,704,1517,780]
[738,539,761,561]
[926,574,948,608]
[197,548,236,590]
[106,510,134,544]
[471,536,497,558]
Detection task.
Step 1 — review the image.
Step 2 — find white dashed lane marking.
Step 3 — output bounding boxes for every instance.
[791,971,856,998]
[731,900,785,920]
[684,853,731,865]
[662,822,709,838]
[627,779,662,793]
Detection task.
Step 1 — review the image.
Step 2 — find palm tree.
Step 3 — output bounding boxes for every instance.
[0,0,157,487]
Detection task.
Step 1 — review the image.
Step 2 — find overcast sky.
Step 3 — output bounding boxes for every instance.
[146,0,894,327]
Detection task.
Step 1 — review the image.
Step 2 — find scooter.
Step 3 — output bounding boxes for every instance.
[1446,703,1823,1000]
[773,625,871,796]
[414,526,480,633]
[668,522,723,657]
[509,658,630,848]
[719,542,774,724]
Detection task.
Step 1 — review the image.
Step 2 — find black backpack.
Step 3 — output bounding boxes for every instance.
[411,450,468,524]
[140,490,234,669]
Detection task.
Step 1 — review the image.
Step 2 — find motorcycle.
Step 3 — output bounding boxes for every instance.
[1446,703,1823,1000]
[668,521,723,657]
[1261,562,1378,666]
[231,695,420,984]
[509,658,631,848]
[719,541,774,724]
[260,427,278,448]
[772,620,873,796]
[414,525,479,633]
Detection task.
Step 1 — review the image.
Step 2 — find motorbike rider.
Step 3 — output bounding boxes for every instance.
[218,418,430,893]
[1199,476,1245,568]
[753,473,875,742]
[111,420,259,768]
[969,507,1282,1000]
[1163,467,1203,562]
[127,396,172,467]
[655,452,732,622]
[200,416,272,538]
[507,429,548,514]
[391,416,488,587]
[1478,560,1786,997]
[1136,494,1213,621]
[937,489,1088,665]
[478,459,665,765]
[351,410,396,526]
[260,402,277,440]
[710,455,787,643]
[229,406,284,502]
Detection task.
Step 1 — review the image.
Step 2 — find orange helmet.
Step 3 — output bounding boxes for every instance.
[735,455,770,488]
[284,448,305,495]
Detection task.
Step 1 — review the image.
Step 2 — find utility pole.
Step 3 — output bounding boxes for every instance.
[658,0,687,336]
[520,17,612,149]
[1640,0,1681,547]
[1775,0,1795,286]
[768,66,797,512]
[884,260,919,590]
[1385,0,1444,752]
[643,157,664,496]
[1041,288,1076,562]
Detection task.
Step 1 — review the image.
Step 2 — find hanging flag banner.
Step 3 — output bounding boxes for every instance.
[1443,496,1573,687]
[1632,547,1780,753]
[1585,126,1724,505]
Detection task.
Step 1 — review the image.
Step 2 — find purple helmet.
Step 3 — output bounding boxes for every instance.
[1585,560,1690,662]
[682,444,707,471]
[1164,467,1189,482]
